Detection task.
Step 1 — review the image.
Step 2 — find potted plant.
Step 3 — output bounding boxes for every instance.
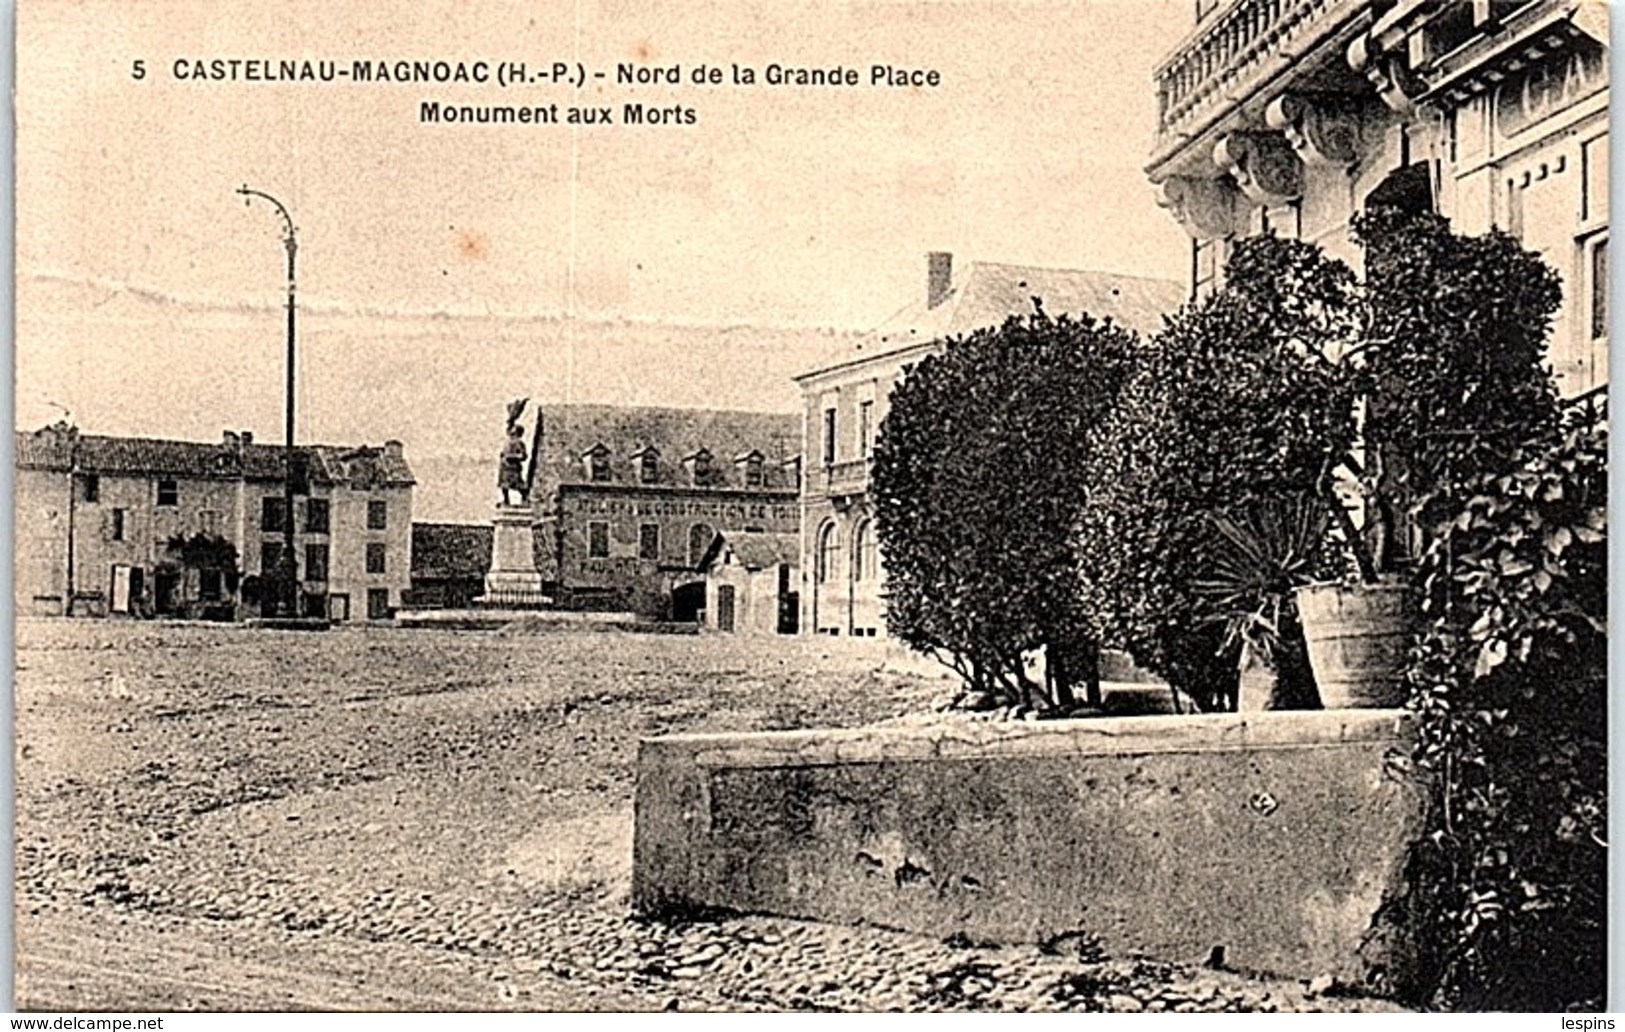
[1295,208,1564,707]
[1192,494,1330,710]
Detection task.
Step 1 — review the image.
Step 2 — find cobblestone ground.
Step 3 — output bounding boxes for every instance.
[13,619,1403,1012]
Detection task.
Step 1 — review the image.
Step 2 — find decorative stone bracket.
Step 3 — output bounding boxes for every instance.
[1264,94,1364,167]
[1347,32,1424,115]
[1212,131,1303,207]
[1155,175,1239,240]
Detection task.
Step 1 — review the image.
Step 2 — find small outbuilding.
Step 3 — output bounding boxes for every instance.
[406,522,493,610]
[698,531,799,635]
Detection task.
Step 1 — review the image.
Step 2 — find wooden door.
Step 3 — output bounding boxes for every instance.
[716,584,736,633]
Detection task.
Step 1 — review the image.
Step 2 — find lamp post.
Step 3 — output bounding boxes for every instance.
[236,185,300,618]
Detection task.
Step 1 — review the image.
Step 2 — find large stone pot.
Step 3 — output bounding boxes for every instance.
[1294,581,1415,709]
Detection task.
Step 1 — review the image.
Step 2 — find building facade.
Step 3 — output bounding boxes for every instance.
[14,423,414,621]
[529,404,801,619]
[1149,0,1608,396]
[794,253,1184,638]
[699,531,800,635]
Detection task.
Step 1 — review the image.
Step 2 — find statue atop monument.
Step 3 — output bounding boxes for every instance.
[498,397,530,506]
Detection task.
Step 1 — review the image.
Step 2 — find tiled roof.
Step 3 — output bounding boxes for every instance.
[411,522,492,580]
[305,445,416,488]
[862,262,1184,356]
[77,435,249,480]
[535,404,800,492]
[700,530,800,571]
[729,532,800,570]
[14,427,75,470]
[11,426,415,486]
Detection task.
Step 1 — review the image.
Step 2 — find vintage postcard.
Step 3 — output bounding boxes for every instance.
[11,0,1611,1014]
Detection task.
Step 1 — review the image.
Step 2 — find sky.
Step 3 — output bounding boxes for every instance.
[15,0,1194,520]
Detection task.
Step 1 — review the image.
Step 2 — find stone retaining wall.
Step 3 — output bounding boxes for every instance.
[633,711,1423,990]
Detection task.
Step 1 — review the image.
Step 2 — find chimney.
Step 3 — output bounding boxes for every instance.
[383,439,404,459]
[927,251,953,309]
[240,430,254,447]
[222,430,239,449]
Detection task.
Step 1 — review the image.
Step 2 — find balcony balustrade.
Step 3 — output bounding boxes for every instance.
[812,457,872,500]
[1153,0,1380,154]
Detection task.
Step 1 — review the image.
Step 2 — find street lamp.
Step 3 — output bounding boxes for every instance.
[236,185,301,619]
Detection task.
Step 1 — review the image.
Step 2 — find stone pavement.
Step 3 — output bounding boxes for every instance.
[13,620,1404,1012]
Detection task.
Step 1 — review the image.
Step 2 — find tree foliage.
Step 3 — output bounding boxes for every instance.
[1348,209,1564,578]
[165,532,242,592]
[1077,236,1358,707]
[870,306,1138,708]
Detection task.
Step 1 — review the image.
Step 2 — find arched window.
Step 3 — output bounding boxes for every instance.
[853,520,878,582]
[816,521,840,584]
[688,523,715,568]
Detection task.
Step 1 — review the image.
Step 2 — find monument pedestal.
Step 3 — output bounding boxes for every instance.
[476,503,551,609]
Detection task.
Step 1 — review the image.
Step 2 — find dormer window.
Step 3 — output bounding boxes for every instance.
[735,450,766,488]
[584,443,612,482]
[631,446,660,485]
[684,448,715,487]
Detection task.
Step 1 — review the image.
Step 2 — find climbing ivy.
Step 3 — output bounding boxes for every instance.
[1400,403,1607,1010]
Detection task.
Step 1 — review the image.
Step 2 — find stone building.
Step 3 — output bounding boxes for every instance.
[698,531,800,635]
[13,422,415,621]
[1149,0,1608,396]
[794,253,1184,639]
[529,404,801,619]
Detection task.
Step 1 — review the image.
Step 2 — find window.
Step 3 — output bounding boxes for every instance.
[588,521,610,559]
[639,523,660,561]
[305,497,330,534]
[110,508,126,542]
[306,543,330,582]
[859,400,874,458]
[288,451,311,495]
[365,542,387,574]
[587,446,612,482]
[1193,237,1221,299]
[367,588,391,620]
[1583,134,1609,224]
[82,474,100,503]
[367,500,388,530]
[744,454,765,488]
[260,540,284,574]
[157,479,178,507]
[1589,235,1608,341]
[261,496,287,533]
[690,450,713,486]
[688,523,714,567]
[822,408,837,465]
[638,450,658,484]
[853,520,878,582]
[199,569,223,601]
[816,522,840,583]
